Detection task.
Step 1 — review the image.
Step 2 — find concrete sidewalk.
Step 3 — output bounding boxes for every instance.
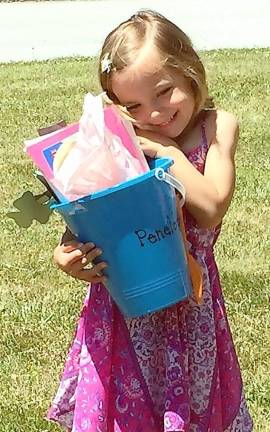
[1,0,269,63]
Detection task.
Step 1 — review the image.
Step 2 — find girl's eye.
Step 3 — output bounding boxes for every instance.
[157,87,172,97]
[126,104,140,112]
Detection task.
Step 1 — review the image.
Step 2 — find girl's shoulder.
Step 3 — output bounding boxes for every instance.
[204,109,239,155]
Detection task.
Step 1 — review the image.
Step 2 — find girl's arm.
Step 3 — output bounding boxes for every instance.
[139,110,239,229]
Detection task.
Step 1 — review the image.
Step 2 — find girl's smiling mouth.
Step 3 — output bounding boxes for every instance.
[158,112,177,127]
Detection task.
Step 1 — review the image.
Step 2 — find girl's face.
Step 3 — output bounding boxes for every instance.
[111,52,195,139]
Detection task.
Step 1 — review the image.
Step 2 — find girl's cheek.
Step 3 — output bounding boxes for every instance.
[129,110,142,124]
[133,114,150,130]
[170,89,185,106]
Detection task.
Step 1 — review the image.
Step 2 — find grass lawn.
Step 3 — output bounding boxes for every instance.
[0,49,269,431]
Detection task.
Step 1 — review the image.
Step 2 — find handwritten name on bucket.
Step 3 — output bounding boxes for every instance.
[134,216,179,247]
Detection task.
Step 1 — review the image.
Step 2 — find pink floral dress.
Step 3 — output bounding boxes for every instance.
[48,123,253,431]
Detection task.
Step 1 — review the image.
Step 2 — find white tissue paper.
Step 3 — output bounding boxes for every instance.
[53,93,149,202]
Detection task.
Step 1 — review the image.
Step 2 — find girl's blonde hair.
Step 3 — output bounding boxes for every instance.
[99,9,214,117]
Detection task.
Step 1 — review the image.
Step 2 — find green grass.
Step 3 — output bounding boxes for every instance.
[0,49,269,431]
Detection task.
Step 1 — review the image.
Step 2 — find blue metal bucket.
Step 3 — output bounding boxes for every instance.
[52,158,192,317]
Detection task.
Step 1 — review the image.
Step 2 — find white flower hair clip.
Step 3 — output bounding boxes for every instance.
[101,53,113,74]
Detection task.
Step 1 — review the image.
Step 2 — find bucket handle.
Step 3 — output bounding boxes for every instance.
[155,168,186,207]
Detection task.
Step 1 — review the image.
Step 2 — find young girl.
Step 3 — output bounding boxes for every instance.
[48,10,253,432]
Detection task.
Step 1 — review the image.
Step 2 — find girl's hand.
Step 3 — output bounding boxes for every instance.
[136,130,176,159]
[53,240,107,284]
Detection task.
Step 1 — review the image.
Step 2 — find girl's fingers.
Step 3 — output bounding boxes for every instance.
[139,138,159,158]
[66,259,107,277]
[61,242,98,265]
[74,262,108,283]
[61,241,83,252]
[62,241,95,254]
[70,259,107,278]
[56,240,106,282]
[77,270,107,284]
[82,246,103,265]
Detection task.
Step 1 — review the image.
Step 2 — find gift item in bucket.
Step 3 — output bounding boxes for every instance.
[52,93,149,201]
[52,158,195,318]
[24,93,149,203]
